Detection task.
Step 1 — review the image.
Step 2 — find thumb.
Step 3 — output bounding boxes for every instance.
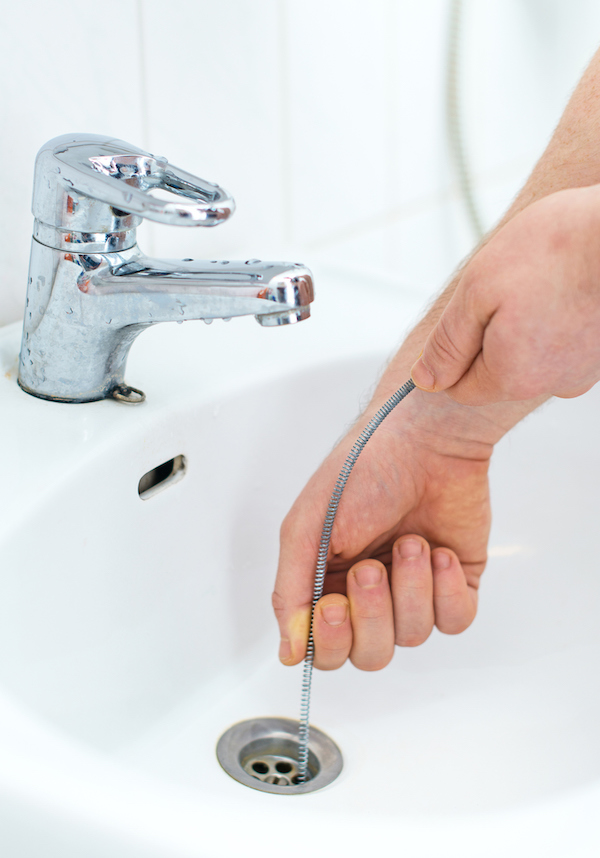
[273,494,325,665]
[411,282,492,394]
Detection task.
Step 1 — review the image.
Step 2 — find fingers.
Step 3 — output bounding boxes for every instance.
[391,537,435,646]
[431,547,478,634]
[309,539,479,672]
[273,505,323,667]
[347,562,395,671]
[279,523,480,671]
[313,561,395,671]
[313,595,352,670]
[411,272,493,395]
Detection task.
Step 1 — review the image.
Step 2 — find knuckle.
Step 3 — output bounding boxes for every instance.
[353,608,387,622]
[271,590,286,618]
[428,316,463,366]
[317,641,349,658]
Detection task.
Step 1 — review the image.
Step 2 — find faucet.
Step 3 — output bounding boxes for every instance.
[18,134,314,403]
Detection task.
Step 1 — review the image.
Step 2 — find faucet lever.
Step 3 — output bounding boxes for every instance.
[33,133,235,234]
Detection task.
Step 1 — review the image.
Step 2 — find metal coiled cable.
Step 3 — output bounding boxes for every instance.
[296,377,416,781]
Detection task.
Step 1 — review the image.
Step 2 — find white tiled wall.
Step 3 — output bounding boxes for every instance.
[1,0,599,326]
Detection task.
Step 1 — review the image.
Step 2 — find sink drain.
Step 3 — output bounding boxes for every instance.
[216,717,342,794]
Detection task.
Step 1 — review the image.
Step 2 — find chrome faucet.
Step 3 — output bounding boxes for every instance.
[18,134,314,403]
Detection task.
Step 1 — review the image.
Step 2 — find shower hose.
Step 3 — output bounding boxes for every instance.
[297,377,416,781]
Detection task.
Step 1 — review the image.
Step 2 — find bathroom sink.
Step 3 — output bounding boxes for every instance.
[0,274,599,857]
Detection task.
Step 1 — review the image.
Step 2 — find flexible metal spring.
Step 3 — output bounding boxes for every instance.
[296,377,416,781]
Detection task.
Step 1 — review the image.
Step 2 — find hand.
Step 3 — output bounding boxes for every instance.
[272,383,521,671]
[411,185,600,405]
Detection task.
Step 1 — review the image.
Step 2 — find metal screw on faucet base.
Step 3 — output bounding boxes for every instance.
[111,384,146,404]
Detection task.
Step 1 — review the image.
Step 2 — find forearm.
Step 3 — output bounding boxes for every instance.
[403,45,600,356]
[370,46,600,428]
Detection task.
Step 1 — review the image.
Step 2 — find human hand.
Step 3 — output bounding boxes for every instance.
[272,380,519,671]
[411,185,600,405]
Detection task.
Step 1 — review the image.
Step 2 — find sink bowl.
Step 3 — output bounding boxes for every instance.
[0,275,599,857]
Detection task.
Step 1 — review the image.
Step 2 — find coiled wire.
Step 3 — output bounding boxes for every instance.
[296,378,416,781]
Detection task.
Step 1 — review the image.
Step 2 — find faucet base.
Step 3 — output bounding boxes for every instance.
[17,378,145,405]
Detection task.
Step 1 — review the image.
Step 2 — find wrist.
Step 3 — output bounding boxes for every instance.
[363,348,547,458]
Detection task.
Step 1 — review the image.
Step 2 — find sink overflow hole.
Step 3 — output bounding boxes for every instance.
[138,454,186,500]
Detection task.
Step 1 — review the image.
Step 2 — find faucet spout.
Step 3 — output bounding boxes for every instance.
[19,244,313,403]
[81,254,313,325]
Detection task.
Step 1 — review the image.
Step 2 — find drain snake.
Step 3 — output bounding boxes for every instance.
[296,377,416,781]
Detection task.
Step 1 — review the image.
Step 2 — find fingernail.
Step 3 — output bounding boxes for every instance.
[411,358,435,391]
[321,603,348,626]
[433,551,451,571]
[354,565,383,588]
[279,638,292,663]
[399,538,422,559]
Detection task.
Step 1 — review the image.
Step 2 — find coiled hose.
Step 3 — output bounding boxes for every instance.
[296,377,416,781]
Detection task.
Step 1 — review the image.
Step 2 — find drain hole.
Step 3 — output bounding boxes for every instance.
[240,738,317,787]
[217,718,343,794]
[138,455,186,500]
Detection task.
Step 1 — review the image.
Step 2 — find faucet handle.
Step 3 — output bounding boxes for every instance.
[33,133,235,233]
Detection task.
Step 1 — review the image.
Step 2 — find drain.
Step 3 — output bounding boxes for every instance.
[216,717,342,794]
[244,753,300,786]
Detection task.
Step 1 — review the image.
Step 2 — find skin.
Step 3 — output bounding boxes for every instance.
[273,45,600,671]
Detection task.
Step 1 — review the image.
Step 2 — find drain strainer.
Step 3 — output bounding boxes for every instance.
[216,717,342,794]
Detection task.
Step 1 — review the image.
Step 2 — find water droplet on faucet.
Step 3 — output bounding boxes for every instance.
[203,318,214,325]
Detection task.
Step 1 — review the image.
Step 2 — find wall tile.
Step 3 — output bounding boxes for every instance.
[139,0,289,265]
[312,165,535,303]
[387,0,453,210]
[461,0,600,191]
[0,0,145,326]
[314,0,600,294]
[286,0,390,247]
[311,194,472,302]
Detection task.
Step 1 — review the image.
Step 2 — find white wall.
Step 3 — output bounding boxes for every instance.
[0,0,599,327]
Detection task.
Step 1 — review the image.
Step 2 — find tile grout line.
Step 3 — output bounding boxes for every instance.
[136,0,155,255]
[384,0,400,273]
[303,153,536,254]
[136,0,151,148]
[277,0,293,246]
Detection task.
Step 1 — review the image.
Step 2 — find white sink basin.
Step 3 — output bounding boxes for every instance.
[0,275,599,857]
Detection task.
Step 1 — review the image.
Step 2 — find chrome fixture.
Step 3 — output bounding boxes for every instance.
[216,717,343,795]
[18,134,314,403]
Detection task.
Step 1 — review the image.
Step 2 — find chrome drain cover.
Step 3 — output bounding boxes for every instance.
[216,717,343,794]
